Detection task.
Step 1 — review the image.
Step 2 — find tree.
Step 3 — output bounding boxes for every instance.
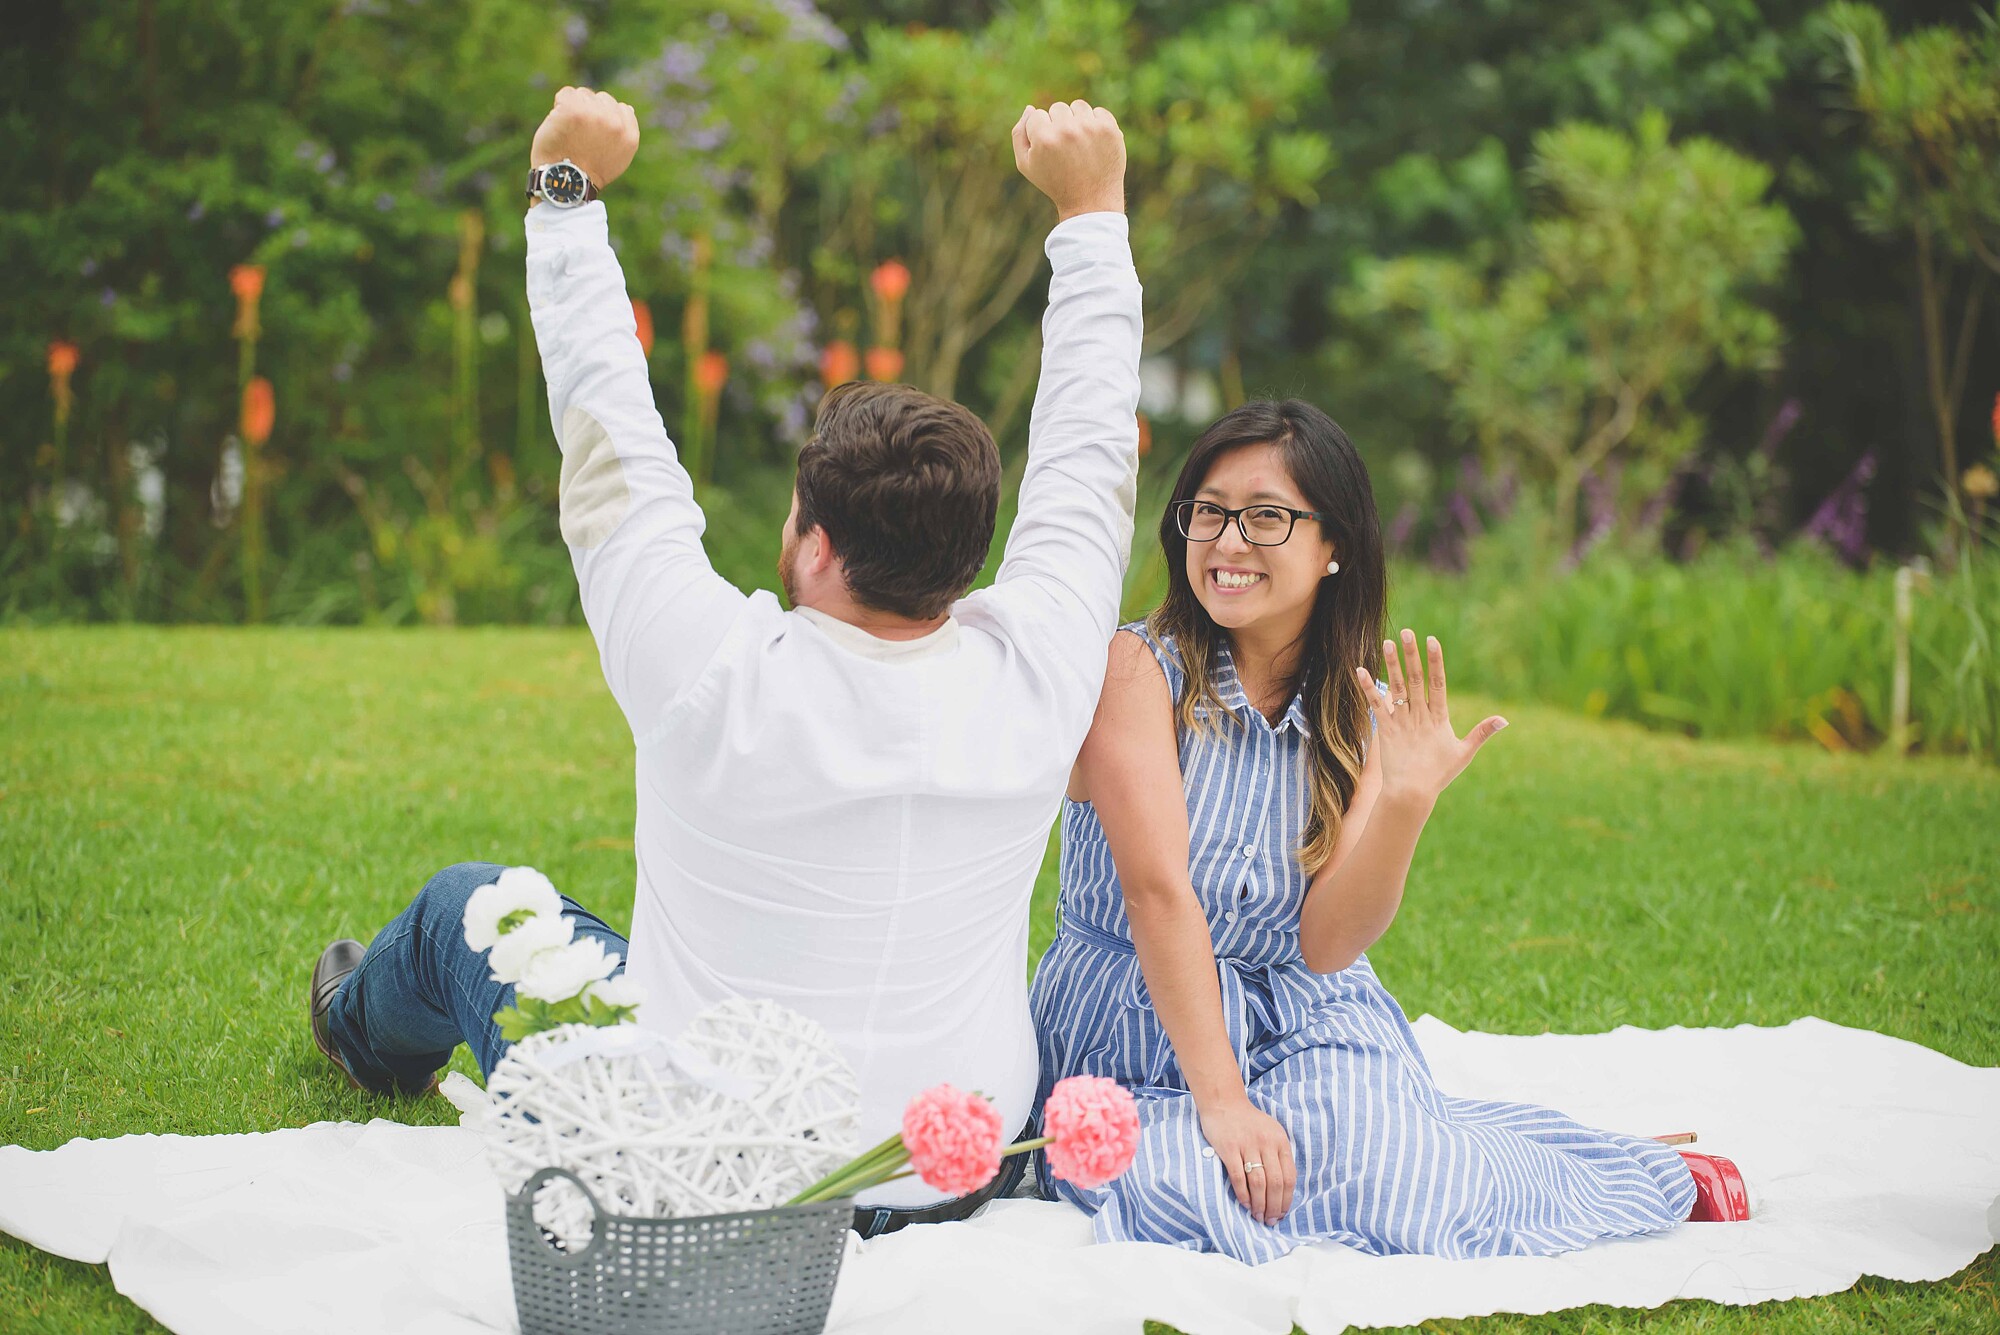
[1819,2,2000,538]
[811,0,1332,424]
[1353,112,1797,545]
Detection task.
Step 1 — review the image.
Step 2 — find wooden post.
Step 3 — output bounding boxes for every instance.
[1891,560,1931,755]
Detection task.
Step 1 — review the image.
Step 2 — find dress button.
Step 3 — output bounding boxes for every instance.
[1201,1146,1216,1159]
[1241,844,1255,858]
[1225,911,1238,922]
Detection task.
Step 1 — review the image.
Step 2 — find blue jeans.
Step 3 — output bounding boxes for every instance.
[324,862,629,1095]
[323,861,1028,1236]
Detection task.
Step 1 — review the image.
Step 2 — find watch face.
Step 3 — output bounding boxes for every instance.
[542,162,588,205]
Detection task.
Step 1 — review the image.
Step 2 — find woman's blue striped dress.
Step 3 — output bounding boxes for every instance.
[1029,622,1695,1265]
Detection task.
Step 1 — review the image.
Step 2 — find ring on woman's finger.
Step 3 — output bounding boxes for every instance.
[1243,1161,1264,1172]
[1392,696,1408,708]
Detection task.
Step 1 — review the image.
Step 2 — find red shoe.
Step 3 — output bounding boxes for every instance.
[1679,1151,1750,1221]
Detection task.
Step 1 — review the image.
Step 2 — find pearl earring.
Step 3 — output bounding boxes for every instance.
[1326,559,1341,575]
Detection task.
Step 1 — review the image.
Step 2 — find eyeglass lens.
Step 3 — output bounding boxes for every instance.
[1177,501,1296,545]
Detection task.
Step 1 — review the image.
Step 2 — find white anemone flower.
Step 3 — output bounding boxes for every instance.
[584,974,646,1012]
[463,866,564,952]
[485,912,575,984]
[516,938,622,1004]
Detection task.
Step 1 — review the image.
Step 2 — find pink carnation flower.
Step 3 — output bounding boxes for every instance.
[901,1084,1004,1197]
[1042,1075,1140,1188]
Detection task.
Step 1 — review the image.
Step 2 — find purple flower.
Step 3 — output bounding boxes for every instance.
[1386,501,1419,552]
[317,151,336,173]
[332,362,353,383]
[1803,450,1876,566]
[375,192,396,211]
[775,0,848,49]
[780,396,809,441]
[1758,397,1802,459]
[657,41,704,83]
[266,207,287,228]
[80,258,98,277]
[187,201,206,221]
[687,124,727,152]
[1447,488,1482,539]
[564,14,588,49]
[708,11,730,31]
[745,339,776,371]
[100,287,117,307]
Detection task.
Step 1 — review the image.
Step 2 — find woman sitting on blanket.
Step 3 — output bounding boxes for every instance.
[1032,399,1734,1264]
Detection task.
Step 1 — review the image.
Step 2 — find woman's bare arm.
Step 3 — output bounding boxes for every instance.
[1071,630,1297,1223]
[1298,629,1507,973]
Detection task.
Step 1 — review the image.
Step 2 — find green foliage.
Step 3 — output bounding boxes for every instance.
[491,992,636,1043]
[4,625,1996,1326]
[1818,2,2000,268]
[1393,508,2000,760]
[1816,2,2000,529]
[2,0,1332,624]
[1353,112,1798,543]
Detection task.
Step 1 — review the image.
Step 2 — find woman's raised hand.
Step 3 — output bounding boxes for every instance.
[1196,1096,1296,1226]
[1355,629,1508,804]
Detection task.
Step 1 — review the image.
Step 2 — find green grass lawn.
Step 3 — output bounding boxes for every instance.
[2,627,1996,1334]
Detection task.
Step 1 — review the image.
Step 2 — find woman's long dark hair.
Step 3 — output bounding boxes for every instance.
[1147,400,1387,873]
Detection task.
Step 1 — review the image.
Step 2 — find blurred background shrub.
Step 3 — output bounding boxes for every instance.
[4,0,1997,758]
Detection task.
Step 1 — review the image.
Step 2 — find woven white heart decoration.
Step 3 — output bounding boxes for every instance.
[477,997,861,1248]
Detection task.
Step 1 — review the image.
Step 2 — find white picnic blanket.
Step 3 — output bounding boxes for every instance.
[3,1016,1996,1334]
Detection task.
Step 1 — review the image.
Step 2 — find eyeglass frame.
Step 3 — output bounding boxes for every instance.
[1171,498,1327,547]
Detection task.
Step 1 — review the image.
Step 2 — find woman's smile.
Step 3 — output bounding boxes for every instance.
[1207,566,1268,593]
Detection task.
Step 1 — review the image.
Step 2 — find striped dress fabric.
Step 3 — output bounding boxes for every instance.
[1029,622,1695,1265]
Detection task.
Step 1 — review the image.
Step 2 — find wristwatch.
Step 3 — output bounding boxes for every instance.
[525,160,599,208]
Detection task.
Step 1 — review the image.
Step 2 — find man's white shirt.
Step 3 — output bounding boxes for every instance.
[524,201,1142,1206]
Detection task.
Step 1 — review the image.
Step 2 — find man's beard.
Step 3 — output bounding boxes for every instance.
[777,529,800,608]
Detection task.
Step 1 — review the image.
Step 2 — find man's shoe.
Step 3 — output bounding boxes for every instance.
[309,938,439,1097]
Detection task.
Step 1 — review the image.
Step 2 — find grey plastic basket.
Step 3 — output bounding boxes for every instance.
[505,1166,853,1335]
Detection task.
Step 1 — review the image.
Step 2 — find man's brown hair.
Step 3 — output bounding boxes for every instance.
[794,381,1001,620]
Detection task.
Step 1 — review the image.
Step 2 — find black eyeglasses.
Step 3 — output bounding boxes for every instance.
[1172,499,1325,546]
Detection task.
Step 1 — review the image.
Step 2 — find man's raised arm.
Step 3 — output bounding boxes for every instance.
[524,87,746,738]
[988,102,1144,659]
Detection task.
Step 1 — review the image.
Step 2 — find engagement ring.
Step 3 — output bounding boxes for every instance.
[1244,1161,1264,1172]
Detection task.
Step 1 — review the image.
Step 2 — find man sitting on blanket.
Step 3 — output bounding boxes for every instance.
[308,86,1142,1238]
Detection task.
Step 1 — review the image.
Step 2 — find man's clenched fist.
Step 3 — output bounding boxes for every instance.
[1012,100,1126,222]
[530,87,640,196]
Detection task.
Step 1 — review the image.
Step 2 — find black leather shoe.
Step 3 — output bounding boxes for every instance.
[309,938,438,1097]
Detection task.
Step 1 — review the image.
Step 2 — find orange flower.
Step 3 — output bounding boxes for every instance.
[820,340,859,388]
[1136,411,1152,459]
[865,346,904,382]
[694,350,729,398]
[870,259,911,305]
[631,299,655,358]
[47,340,78,380]
[231,263,267,340]
[229,265,266,303]
[241,376,275,446]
